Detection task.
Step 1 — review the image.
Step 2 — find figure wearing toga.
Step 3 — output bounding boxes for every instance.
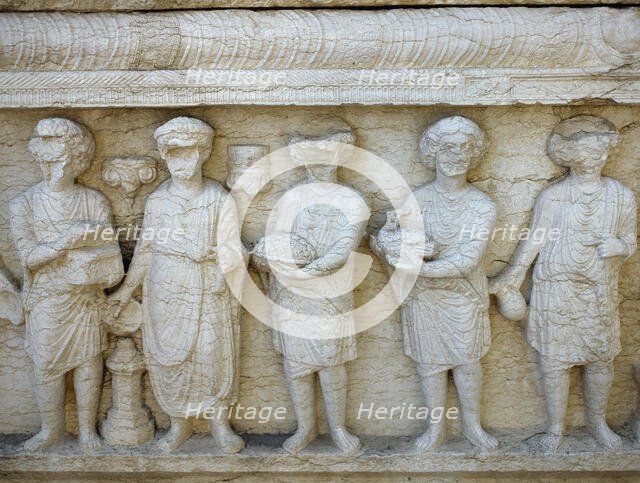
[110,117,247,453]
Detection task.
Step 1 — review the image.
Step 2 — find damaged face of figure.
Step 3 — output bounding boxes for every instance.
[163,144,204,182]
[434,131,476,178]
[569,133,616,176]
[30,136,75,188]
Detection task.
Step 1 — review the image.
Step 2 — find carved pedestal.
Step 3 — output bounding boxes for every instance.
[101,337,154,446]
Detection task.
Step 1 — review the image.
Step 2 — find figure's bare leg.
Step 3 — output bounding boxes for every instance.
[74,356,104,452]
[24,373,66,452]
[583,360,621,450]
[537,355,569,453]
[415,368,447,452]
[283,371,317,454]
[210,406,245,454]
[319,364,361,454]
[453,362,498,449]
[157,417,192,452]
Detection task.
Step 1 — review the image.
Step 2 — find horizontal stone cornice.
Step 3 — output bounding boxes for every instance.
[0,8,638,106]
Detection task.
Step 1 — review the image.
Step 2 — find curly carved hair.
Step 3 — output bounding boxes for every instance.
[546,115,620,168]
[419,116,487,170]
[29,118,95,177]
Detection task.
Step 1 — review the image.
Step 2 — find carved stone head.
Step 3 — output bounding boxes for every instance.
[154,117,214,182]
[288,128,356,182]
[28,117,95,185]
[546,115,620,173]
[419,116,487,177]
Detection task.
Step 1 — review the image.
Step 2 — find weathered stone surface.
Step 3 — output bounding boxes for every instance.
[0,8,638,106]
[0,1,639,479]
[0,105,637,443]
[0,0,634,10]
[3,432,640,476]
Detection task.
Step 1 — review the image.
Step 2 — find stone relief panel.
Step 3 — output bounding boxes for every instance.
[0,0,638,477]
[0,106,637,463]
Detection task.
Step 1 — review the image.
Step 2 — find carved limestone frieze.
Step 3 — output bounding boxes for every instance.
[0,8,637,106]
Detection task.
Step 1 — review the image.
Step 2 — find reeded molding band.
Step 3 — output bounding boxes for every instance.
[0,8,638,106]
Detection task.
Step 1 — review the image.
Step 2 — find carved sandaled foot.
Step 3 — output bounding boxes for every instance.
[79,430,104,452]
[534,432,564,454]
[330,426,361,454]
[414,424,446,452]
[283,428,317,454]
[157,421,192,453]
[461,419,498,450]
[24,429,63,452]
[211,421,245,454]
[590,421,622,450]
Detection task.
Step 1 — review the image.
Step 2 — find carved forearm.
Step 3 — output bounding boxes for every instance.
[24,240,67,272]
[121,243,150,293]
[618,234,638,259]
[306,234,359,273]
[421,237,488,278]
[420,258,463,279]
[502,239,541,288]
